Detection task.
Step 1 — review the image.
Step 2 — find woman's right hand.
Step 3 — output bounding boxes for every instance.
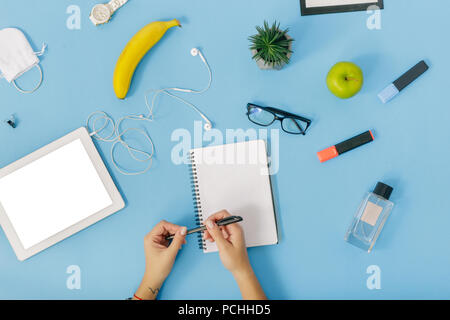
[203,210,251,276]
[204,210,267,300]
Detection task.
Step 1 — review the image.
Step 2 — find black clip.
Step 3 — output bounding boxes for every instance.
[5,115,16,128]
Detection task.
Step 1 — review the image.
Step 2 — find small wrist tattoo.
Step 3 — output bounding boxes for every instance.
[148,287,160,295]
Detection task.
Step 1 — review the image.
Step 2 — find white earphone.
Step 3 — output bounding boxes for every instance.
[144,47,213,131]
[86,47,214,176]
[191,47,206,63]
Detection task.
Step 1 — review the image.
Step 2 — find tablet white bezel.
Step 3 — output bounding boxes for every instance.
[0,127,125,261]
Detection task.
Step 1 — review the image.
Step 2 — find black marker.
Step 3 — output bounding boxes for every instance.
[378,60,429,103]
[165,215,243,241]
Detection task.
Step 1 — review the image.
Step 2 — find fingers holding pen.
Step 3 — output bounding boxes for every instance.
[203,210,233,242]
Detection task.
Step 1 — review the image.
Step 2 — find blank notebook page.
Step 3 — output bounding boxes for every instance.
[191,140,278,253]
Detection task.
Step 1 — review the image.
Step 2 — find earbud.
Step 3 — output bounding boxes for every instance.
[191,47,206,63]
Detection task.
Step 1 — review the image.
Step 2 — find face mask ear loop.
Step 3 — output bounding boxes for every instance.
[34,43,47,56]
[12,64,43,94]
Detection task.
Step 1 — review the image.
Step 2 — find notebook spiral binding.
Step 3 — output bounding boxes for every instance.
[189,151,206,250]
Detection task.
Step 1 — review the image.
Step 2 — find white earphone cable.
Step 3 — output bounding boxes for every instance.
[86,111,155,176]
[143,49,213,129]
[12,64,43,94]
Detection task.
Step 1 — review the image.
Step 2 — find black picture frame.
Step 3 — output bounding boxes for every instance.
[300,0,384,16]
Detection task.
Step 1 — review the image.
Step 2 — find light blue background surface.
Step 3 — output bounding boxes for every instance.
[1,0,449,299]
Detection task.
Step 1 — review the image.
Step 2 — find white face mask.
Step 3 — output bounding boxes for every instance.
[0,28,46,93]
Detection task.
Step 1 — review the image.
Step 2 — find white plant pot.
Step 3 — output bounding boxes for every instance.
[251,34,293,70]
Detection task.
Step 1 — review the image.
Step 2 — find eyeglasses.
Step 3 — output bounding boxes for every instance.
[246,103,312,135]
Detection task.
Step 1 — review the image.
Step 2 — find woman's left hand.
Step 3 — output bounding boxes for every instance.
[134,220,187,300]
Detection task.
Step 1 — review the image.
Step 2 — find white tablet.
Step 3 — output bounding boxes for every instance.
[0,127,125,261]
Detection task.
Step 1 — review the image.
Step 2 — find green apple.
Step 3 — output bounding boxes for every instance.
[326,62,363,99]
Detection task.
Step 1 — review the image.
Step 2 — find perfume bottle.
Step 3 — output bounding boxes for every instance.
[345,182,394,253]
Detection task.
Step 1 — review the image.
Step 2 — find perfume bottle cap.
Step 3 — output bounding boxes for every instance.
[373,182,393,200]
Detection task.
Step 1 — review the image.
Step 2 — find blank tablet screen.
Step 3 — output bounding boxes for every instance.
[0,139,113,249]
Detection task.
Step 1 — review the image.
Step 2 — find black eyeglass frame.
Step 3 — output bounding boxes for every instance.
[246,103,312,135]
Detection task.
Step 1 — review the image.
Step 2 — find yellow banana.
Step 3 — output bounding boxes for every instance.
[113,19,181,99]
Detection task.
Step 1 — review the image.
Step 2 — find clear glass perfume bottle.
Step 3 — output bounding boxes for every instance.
[345,182,394,253]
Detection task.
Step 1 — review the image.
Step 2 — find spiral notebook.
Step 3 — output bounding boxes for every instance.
[189,140,278,253]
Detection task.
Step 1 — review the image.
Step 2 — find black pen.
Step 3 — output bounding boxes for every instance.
[165,216,243,241]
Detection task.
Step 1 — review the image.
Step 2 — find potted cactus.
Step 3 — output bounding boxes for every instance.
[249,21,294,70]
